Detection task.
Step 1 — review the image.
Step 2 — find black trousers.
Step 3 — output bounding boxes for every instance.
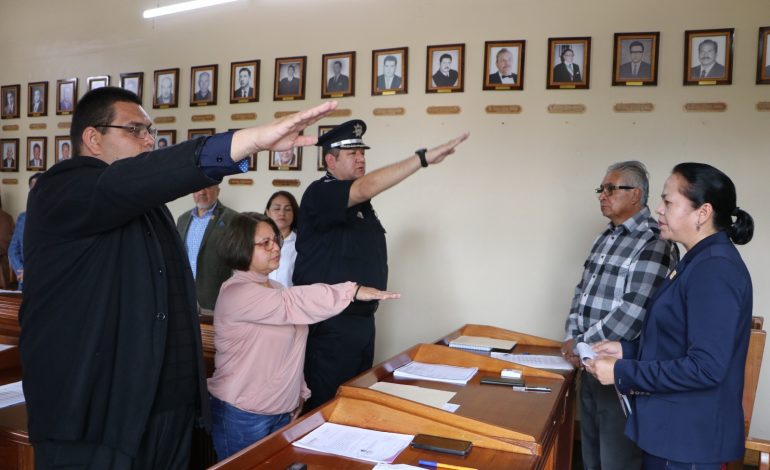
[34,406,194,470]
[303,314,375,412]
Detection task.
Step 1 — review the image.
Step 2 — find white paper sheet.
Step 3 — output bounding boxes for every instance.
[490,352,574,371]
[0,381,25,409]
[575,342,597,365]
[292,422,413,464]
[393,361,478,385]
[369,381,457,411]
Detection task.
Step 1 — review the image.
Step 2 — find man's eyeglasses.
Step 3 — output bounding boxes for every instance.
[94,124,158,140]
[254,236,283,251]
[595,184,636,196]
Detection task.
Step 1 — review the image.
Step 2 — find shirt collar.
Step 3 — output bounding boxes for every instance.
[606,206,651,234]
[190,201,218,219]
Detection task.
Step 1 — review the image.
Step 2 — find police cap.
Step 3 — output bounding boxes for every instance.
[316,119,370,154]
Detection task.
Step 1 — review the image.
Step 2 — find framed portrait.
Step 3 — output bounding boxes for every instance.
[228,128,257,170]
[27,137,47,171]
[27,81,48,117]
[120,72,144,100]
[274,56,306,101]
[612,32,660,86]
[547,37,591,89]
[87,75,110,91]
[269,147,302,171]
[322,51,355,98]
[153,68,180,109]
[230,60,259,103]
[56,78,78,115]
[483,40,526,91]
[372,47,408,96]
[0,139,19,172]
[1,85,20,119]
[317,125,336,170]
[684,28,734,86]
[187,128,215,140]
[191,64,218,106]
[155,130,176,150]
[55,136,72,162]
[426,43,465,93]
[756,27,770,84]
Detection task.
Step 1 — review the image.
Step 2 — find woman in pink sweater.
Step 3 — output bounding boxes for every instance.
[207,212,398,460]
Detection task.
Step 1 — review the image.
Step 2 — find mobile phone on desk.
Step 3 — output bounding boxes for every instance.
[410,434,472,456]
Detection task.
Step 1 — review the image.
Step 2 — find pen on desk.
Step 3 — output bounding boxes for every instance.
[418,460,478,470]
[512,386,551,393]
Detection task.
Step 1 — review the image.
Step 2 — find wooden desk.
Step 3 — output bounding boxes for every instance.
[0,347,32,470]
[212,325,575,470]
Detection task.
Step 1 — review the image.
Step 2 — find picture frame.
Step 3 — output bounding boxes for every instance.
[612,32,660,86]
[483,40,526,91]
[322,51,355,98]
[228,128,257,170]
[317,125,336,170]
[56,78,78,115]
[230,60,259,103]
[27,137,47,171]
[274,56,306,101]
[27,81,48,117]
[371,47,408,96]
[153,68,180,109]
[155,130,176,150]
[55,136,72,162]
[426,43,465,93]
[756,27,770,84]
[684,28,734,86]
[190,64,218,106]
[1,85,21,120]
[269,146,302,171]
[120,72,144,100]
[187,128,215,140]
[0,139,19,172]
[547,37,591,89]
[87,75,110,91]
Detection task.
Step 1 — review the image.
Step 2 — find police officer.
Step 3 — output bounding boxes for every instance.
[295,119,469,411]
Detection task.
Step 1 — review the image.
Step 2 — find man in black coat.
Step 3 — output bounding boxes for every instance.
[19,86,336,469]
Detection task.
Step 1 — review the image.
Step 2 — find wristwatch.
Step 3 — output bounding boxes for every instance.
[416,148,428,168]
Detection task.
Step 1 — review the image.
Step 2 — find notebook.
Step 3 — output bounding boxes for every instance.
[448,335,517,352]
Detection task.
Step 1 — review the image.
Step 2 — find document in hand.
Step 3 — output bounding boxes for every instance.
[292,422,414,464]
[393,361,478,385]
[448,335,517,352]
[575,342,597,365]
[490,352,574,370]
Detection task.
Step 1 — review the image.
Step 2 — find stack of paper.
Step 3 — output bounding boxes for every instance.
[0,381,25,409]
[448,335,517,352]
[393,361,478,385]
[292,422,413,464]
[491,352,574,371]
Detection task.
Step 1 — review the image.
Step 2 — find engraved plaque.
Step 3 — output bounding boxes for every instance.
[328,109,352,117]
[1,125,19,131]
[272,179,301,187]
[228,178,253,186]
[155,116,176,124]
[274,111,297,118]
[426,106,461,115]
[192,114,215,122]
[373,107,405,116]
[1,179,18,185]
[232,113,257,121]
[485,105,522,114]
[58,122,71,129]
[30,123,47,130]
[547,104,586,114]
[613,103,654,113]
[756,102,770,111]
[683,102,726,112]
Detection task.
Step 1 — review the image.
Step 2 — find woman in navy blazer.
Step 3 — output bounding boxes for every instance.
[588,163,754,469]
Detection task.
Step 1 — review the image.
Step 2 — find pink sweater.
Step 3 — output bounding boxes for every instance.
[207,270,356,415]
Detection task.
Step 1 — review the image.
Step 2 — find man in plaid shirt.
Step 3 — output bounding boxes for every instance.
[562,161,678,470]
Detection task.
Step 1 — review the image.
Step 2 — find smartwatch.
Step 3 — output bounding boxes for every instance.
[415,148,428,168]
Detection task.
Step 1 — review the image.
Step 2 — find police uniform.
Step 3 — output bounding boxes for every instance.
[294,120,388,411]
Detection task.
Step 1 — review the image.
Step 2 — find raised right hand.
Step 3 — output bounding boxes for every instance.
[355,286,401,301]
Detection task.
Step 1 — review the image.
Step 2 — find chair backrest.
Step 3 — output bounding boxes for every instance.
[743,316,766,436]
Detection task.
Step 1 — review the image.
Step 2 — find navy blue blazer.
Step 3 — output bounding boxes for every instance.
[615,231,752,463]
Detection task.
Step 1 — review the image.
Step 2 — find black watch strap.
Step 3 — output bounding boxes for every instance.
[416,148,428,168]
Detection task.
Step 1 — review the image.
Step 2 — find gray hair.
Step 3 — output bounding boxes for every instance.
[607,160,649,206]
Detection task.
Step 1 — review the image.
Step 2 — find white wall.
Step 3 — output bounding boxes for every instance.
[2,0,769,436]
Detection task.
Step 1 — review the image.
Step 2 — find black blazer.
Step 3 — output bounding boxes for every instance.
[19,140,233,454]
[553,62,581,82]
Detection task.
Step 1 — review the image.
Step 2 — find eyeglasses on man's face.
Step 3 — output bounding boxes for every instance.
[595,184,636,196]
[254,236,283,251]
[94,123,158,140]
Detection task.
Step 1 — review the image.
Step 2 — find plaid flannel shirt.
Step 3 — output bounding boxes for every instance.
[565,207,679,344]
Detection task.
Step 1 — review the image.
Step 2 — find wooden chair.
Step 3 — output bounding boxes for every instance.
[728,316,767,469]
